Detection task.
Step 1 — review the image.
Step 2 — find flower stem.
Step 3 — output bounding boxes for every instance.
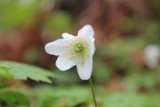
[89,78,97,107]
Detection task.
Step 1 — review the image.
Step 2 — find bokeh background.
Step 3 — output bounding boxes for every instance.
[0,0,160,107]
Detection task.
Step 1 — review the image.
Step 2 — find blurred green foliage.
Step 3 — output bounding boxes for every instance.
[0,91,30,107]
[0,86,159,107]
[44,11,73,35]
[0,0,41,30]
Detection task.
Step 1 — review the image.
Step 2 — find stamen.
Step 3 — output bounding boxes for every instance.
[75,43,84,53]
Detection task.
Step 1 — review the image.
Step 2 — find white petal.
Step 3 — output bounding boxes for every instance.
[62,33,75,41]
[56,55,75,71]
[89,40,96,56]
[76,57,93,80]
[78,24,94,42]
[45,39,66,56]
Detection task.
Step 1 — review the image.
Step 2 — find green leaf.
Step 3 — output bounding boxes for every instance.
[0,61,57,83]
[0,91,30,107]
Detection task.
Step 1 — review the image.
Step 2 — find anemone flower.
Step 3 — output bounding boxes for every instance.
[45,24,95,80]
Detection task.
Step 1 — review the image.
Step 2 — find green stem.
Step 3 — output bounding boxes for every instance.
[89,78,97,107]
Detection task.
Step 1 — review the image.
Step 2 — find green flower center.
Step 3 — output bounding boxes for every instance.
[74,43,85,53]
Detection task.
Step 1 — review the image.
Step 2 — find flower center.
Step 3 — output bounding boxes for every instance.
[74,43,85,53]
[67,38,89,64]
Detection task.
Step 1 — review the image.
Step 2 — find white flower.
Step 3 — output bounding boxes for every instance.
[144,45,160,69]
[45,24,95,80]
